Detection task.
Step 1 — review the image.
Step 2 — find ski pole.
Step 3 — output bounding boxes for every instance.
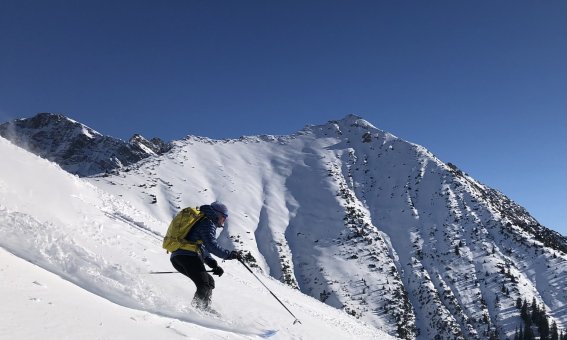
[148,270,214,274]
[238,258,301,325]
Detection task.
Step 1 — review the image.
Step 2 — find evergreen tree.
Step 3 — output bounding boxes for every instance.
[521,299,530,324]
[531,298,539,324]
[539,314,550,340]
[524,321,535,340]
[550,321,558,340]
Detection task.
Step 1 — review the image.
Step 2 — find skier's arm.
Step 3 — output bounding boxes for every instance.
[201,247,217,268]
[201,223,231,259]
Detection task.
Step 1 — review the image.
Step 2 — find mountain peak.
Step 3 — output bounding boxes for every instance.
[329,113,377,130]
[0,112,171,176]
[340,113,377,129]
[301,114,381,138]
[8,112,102,138]
[324,114,378,131]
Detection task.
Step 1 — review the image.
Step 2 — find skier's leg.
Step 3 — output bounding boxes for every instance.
[192,272,215,309]
[171,255,215,309]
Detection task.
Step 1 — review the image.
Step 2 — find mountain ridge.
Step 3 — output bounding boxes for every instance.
[0,112,172,176]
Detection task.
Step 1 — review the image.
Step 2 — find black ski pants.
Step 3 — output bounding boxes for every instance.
[171,255,215,308]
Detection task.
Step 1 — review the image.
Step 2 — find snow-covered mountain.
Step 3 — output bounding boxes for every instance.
[0,112,171,176]
[1,113,566,340]
[0,135,391,340]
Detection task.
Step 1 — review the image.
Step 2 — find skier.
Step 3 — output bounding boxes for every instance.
[170,201,243,311]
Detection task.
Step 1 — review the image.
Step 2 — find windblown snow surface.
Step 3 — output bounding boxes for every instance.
[0,136,393,340]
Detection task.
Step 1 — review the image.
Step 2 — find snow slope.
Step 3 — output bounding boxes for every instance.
[0,136,394,340]
[84,115,567,339]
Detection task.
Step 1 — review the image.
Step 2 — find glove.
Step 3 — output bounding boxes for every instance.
[212,266,224,277]
[205,258,218,269]
[227,250,243,261]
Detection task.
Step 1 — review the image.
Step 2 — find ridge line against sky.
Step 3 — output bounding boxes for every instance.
[0,1,564,234]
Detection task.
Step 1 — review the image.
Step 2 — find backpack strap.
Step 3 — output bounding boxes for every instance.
[177,214,206,253]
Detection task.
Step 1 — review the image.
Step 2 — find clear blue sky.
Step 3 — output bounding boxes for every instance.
[0,1,565,235]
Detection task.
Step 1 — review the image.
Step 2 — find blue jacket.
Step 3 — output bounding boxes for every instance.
[170,205,231,262]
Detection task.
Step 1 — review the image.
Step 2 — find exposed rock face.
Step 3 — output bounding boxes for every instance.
[0,113,171,176]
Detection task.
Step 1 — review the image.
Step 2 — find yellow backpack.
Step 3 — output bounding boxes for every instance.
[162,207,205,253]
